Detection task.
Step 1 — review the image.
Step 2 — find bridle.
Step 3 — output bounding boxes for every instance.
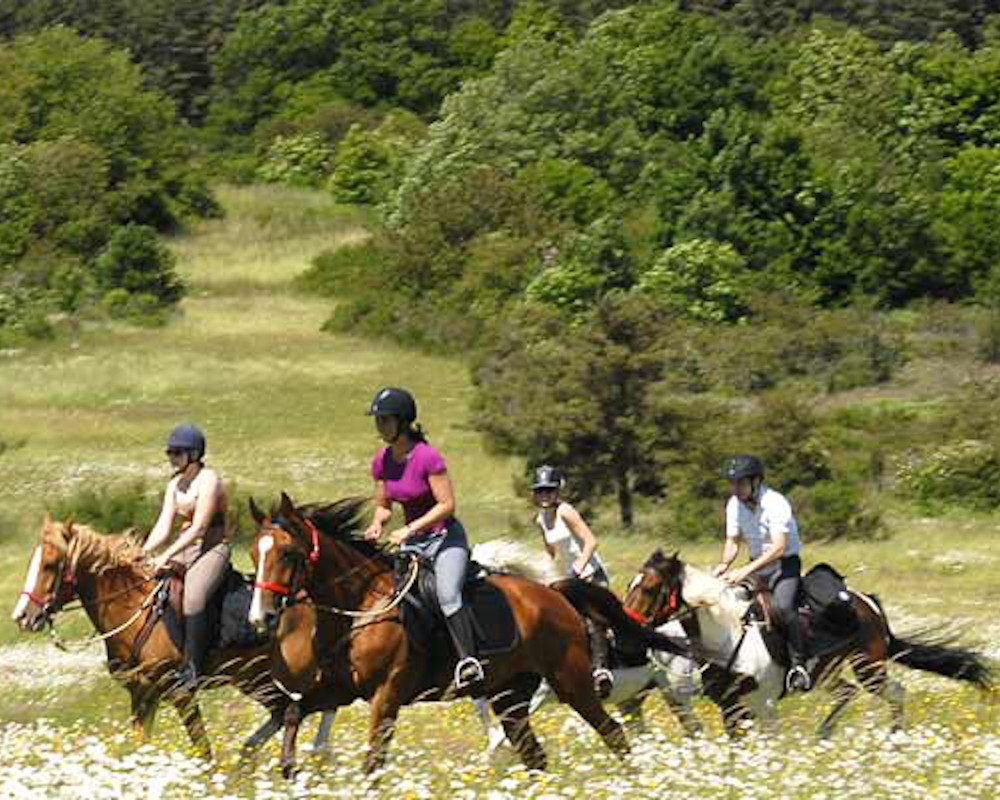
[624,565,684,628]
[254,517,322,603]
[253,517,419,621]
[20,547,78,623]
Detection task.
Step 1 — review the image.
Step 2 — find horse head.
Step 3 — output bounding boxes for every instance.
[12,515,79,631]
[623,549,685,627]
[247,492,316,631]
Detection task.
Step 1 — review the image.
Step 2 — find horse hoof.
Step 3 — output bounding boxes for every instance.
[281,762,297,780]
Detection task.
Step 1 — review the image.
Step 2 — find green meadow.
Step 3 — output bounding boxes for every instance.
[0,186,996,799]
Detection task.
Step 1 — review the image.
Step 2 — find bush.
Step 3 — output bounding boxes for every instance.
[257,133,335,187]
[790,482,884,541]
[637,239,751,323]
[93,225,184,309]
[49,480,162,534]
[895,439,1000,512]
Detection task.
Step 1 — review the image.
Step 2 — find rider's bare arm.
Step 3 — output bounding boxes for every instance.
[366,480,393,538]
[560,504,597,575]
[401,471,455,538]
[713,537,741,576]
[160,471,222,561]
[143,480,178,554]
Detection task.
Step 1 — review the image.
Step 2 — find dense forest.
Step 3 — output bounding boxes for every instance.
[4,0,1000,535]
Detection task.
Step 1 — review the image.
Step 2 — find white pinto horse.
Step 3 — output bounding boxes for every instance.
[624,550,995,738]
[471,540,702,753]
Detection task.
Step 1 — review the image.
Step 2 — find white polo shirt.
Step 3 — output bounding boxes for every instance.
[726,486,801,560]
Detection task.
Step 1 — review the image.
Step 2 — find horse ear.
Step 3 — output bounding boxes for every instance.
[279,491,297,518]
[671,550,679,561]
[248,497,266,525]
[65,517,76,538]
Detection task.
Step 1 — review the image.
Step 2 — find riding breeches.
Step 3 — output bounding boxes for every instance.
[769,555,804,653]
[401,519,469,617]
[181,542,231,617]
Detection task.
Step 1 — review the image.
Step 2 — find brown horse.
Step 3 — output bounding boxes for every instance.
[247,494,690,775]
[10,515,324,758]
[623,550,995,737]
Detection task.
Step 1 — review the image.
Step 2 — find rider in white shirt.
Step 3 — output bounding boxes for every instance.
[712,454,811,692]
[532,465,614,698]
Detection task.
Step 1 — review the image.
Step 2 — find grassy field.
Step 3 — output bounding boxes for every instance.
[0,185,997,798]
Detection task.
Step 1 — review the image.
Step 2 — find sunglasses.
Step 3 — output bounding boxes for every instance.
[165,448,186,456]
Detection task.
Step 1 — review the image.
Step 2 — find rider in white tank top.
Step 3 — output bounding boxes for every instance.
[537,503,607,581]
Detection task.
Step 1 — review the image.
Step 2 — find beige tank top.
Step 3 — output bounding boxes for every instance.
[172,468,228,558]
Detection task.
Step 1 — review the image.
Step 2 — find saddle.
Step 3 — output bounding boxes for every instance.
[396,555,520,667]
[742,563,859,667]
[126,565,263,669]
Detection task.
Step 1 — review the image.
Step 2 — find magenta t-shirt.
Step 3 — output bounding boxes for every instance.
[371,442,449,532]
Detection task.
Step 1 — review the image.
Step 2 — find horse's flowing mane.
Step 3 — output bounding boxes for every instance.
[55,522,143,575]
[280,497,393,566]
[646,550,747,629]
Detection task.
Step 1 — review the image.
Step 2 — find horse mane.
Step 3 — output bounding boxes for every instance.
[645,549,746,626]
[57,522,144,575]
[280,496,393,566]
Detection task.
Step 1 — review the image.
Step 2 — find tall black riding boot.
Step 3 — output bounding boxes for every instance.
[784,618,812,693]
[585,618,614,699]
[177,611,211,692]
[444,605,485,691]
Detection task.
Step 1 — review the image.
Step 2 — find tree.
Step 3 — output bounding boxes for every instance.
[472,293,680,528]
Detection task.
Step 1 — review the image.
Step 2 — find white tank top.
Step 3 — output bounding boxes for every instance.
[537,502,606,580]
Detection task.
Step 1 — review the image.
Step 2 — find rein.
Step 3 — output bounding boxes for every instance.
[48,578,165,651]
[255,517,420,621]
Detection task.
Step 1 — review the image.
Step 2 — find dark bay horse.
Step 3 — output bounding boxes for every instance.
[623,550,995,737]
[11,515,332,758]
[247,494,690,775]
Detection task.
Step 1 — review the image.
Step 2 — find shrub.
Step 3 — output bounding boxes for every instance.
[637,239,751,323]
[257,133,335,187]
[895,439,1000,512]
[49,480,162,534]
[93,225,184,309]
[790,482,884,541]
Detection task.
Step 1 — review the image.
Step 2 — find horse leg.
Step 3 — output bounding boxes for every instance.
[474,696,509,754]
[702,665,753,738]
[172,692,212,760]
[129,684,159,743]
[616,693,648,737]
[817,676,859,739]
[365,684,402,774]
[856,657,905,732]
[310,709,337,753]
[492,674,546,770]
[551,645,629,759]
[280,701,303,778]
[242,705,285,754]
[659,673,702,737]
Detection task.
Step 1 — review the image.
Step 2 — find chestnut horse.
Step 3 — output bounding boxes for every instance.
[11,516,334,757]
[247,494,691,775]
[624,550,995,737]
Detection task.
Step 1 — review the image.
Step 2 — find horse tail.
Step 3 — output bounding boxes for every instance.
[472,539,561,585]
[553,578,690,659]
[888,630,995,690]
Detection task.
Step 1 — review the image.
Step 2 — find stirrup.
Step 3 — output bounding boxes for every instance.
[173,662,199,692]
[454,656,485,689]
[593,668,614,699]
[786,664,812,692]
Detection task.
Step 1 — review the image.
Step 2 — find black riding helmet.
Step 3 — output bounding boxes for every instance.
[532,465,563,490]
[166,423,206,460]
[366,387,417,424]
[722,454,764,481]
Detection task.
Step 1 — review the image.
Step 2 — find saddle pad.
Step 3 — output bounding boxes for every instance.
[464,578,520,656]
[218,573,267,649]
